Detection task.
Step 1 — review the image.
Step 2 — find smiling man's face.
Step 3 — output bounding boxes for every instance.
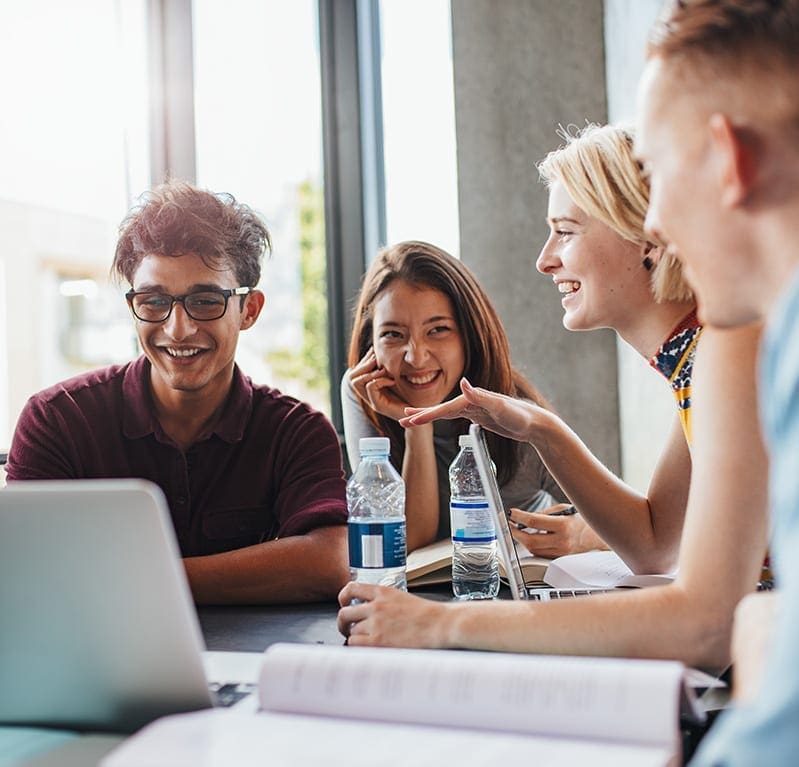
[130,252,262,405]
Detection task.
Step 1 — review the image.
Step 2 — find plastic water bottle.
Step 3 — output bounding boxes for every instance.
[346,437,407,590]
[449,434,499,599]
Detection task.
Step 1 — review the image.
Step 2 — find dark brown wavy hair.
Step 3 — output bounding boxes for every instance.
[348,240,552,485]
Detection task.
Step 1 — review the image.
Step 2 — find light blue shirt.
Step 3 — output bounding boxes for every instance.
[691,265,799,766]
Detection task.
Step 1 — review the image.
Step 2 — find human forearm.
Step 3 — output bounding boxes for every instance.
[340,580,733,669]
[529,410,669,570]
[185,525,350,604]
[403,382,680,571]
[444,587,724,663]
[729,591,780,703]
[402,424,441,551]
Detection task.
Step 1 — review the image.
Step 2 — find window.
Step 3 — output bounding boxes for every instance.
[380,0,459,256]
[0,0,149,447]
[0,0,460,446]
[192,0,330,414]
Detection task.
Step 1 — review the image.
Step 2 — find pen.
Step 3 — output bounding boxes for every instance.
[514,505,577,533]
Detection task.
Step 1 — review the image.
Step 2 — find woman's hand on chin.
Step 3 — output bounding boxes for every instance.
[349,348,409,421]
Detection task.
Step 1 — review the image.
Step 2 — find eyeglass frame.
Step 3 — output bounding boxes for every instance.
[125,286,252,323]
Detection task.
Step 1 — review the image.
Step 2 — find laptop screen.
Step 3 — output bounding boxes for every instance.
[0,479,214,732]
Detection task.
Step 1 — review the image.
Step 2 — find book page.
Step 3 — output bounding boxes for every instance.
[406,538,451,585]
[544,550,674,589]
[258,643,682,749]
[408,538,552,586]
[101,708,677,767]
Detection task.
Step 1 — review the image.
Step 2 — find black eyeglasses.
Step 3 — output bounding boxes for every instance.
[125,287,252,323]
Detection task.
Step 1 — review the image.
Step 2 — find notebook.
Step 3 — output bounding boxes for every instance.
[0,479,255,734]
[469,424,615,601]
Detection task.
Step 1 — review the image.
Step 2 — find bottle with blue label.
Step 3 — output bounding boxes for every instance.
[346,437,407,590]
[449,434,499,599]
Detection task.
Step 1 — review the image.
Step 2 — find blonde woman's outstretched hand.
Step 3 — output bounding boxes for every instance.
[399,378,539,443]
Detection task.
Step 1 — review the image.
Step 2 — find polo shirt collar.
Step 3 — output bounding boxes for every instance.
[122,355,253,444]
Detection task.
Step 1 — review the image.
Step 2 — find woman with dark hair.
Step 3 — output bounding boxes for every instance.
[342,240,581,553]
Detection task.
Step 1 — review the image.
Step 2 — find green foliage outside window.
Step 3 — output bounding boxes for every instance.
[266,180,330,409]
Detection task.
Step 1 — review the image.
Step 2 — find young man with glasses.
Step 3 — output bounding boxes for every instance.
[5,182,349,604]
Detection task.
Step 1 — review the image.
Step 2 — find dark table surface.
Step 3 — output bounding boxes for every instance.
[197,583,455,652]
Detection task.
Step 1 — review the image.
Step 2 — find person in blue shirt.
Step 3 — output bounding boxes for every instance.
[636,1,799,764]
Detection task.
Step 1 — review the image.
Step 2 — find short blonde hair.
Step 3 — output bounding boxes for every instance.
[537,123,693,303]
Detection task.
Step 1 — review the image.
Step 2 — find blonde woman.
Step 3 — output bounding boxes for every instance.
[406,124,697,574]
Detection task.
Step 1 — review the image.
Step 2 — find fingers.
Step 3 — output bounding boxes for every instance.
[398,397,467,427]
[400,379,518,436]
[508,508,565,534]
[350,347,377,374]
[400,384,487,426]
[349,349,396,400]
[510,526,559,557]
[338,580,380,607]
[351,367,395,399]
[337,582,379,637]
[349,349,378,385]
[365,376,396,394]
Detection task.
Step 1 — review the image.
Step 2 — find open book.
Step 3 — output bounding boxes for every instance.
[102,643,706,767]
[407,537,552,588]
[544,550,676,590]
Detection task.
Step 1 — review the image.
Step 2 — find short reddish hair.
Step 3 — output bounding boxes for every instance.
[648,0,799,74]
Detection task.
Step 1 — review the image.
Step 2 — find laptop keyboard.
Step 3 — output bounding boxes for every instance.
[526,587,615,600]
[209,682,256,707]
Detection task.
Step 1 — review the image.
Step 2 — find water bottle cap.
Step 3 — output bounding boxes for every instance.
[458,434,473,448]
[358,436,390,456]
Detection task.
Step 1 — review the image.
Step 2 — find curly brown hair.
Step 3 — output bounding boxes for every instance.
[113,181,271,287]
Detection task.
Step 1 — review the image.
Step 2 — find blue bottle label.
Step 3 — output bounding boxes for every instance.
[451,500,496,542]
[348,520,407,568]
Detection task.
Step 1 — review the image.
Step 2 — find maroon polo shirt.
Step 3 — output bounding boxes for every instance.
[6,356,347,556]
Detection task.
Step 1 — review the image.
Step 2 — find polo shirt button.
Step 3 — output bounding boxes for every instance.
[177,496,186,505]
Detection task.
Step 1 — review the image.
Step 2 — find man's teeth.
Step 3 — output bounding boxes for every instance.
[406,372,438,385]
[558,281,581,294]
[166,348,201,357]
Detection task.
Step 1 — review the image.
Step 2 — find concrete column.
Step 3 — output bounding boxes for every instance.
[604,0,670,491]
[451,0,619,474]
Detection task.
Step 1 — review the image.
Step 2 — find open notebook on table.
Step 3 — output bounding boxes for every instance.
[407,537,553,587]
[102,642,713,767]
[0,479,258,736]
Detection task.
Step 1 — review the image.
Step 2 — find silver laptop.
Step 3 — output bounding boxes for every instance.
[469,424,614,602]
[0,479,246,733]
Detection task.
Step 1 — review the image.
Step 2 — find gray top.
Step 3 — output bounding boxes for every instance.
[341,373,567,539]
